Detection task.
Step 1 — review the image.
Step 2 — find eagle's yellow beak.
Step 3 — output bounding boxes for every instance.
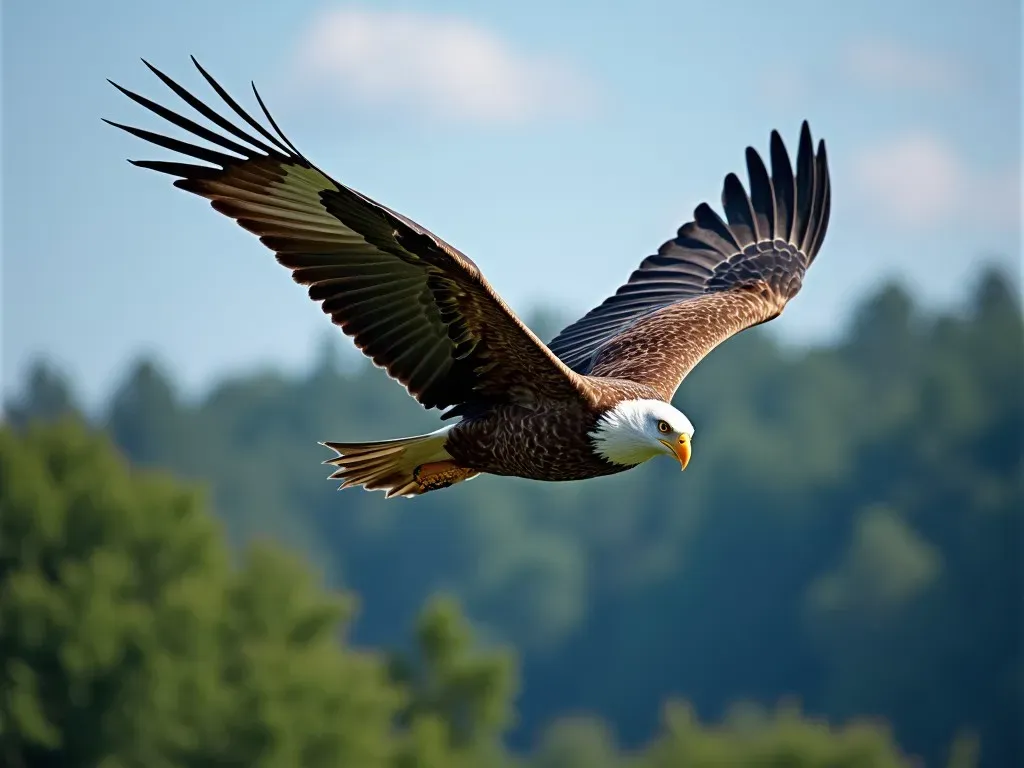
[659,434,692,471]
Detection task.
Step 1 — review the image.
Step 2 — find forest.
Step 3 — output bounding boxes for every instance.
[2,264,1021,767]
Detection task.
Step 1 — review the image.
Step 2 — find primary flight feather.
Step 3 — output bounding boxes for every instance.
[107,58,831,498]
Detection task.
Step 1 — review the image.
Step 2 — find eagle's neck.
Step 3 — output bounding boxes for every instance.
[588,400,663,467]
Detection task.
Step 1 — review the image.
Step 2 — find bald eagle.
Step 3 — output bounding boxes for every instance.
[107,58,831,498]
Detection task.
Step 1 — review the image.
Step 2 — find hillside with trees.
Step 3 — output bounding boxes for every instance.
[4,266,1020,767]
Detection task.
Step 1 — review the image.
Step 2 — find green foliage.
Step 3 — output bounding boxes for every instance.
[639,701,912,767]
[1,417,228,767]
[0,421,398,767]
[4,265,1021,767]
[807,505,941,621]
[533,716,620,768]
[389,595,517,768]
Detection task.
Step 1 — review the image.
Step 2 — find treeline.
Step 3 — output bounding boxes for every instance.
[4,265,1021,766]
[1,420,938,766]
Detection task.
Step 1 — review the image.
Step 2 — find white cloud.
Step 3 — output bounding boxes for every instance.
[841,39,965,93]
[853,134,961,225]
[853,132,1020,231]
[292,7,597,125]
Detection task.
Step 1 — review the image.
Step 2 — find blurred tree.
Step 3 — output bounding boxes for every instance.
[104,357,190,469]
[807,505,941,623]
[0,420,398,767]
[532,716,620,768]
[390,595,517,768]
[638,701,913,767]
[212,543,399,767]
[4,361,81,429]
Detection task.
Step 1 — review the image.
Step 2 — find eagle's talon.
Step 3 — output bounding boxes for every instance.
[414,461,473,491]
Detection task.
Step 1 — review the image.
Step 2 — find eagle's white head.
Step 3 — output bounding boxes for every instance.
[590,399,694,470]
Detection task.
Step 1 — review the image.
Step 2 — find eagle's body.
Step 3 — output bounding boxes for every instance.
[445,377,656,481]
[108,58,831,498]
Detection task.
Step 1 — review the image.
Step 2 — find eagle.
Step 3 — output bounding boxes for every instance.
[107,58,831,498]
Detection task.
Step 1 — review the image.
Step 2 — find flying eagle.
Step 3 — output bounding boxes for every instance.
[107,58,831,498]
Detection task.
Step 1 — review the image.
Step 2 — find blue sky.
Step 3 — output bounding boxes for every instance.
[2,0,1020,410]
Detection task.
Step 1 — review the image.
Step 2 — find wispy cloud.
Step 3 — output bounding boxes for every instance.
[291,7,597,125]
[852,132,1019,231]
[841,39,965,93]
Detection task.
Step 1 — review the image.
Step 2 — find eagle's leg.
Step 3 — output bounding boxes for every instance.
[413,461,478,491]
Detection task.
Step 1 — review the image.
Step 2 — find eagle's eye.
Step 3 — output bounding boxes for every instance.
[656,420,671,434]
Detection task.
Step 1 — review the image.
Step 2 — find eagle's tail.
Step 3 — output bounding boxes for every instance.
[320,425,478,498]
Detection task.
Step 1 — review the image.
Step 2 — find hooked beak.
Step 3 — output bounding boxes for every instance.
[659,434,692,471]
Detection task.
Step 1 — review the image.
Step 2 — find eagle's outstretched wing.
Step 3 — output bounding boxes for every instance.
[107,58,588,415]
[546,122,831,401]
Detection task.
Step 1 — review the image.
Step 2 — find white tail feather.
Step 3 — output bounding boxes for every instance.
[320,425,474,498]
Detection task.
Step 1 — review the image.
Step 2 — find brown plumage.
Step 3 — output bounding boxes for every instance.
[107,58,831,498]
